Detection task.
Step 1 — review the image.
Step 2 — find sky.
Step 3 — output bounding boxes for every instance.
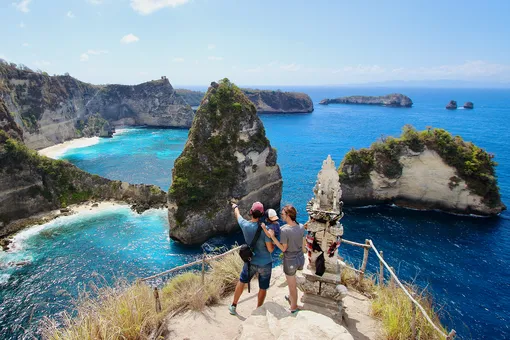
[2,0,510,87]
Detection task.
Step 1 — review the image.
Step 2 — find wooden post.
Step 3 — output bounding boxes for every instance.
[378,251,384,286]
[447,330,456,339]
[411,302,416,339]
[201,252,206,285]
[358,239,370,282]
[390,267,395,288]
[153,287,162,313]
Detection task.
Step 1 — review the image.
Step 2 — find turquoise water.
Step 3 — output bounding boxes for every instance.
[1,87,510,338]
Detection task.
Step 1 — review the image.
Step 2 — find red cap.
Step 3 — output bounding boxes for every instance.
[250,201,264,214]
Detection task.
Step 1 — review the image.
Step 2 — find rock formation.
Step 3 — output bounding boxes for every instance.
[446,100,457,109]
[338,125,506,216]
[0,61,194,149]
[168,79,282,244]
[0,98,167,237]
[463,102,474,109]
[319,94,412,107]
[176,88,314,114]
[242,89,314,114]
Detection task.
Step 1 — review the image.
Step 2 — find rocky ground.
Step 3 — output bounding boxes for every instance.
[165,266,381,340]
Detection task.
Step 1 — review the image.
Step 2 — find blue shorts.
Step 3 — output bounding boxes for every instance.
[239,262,272,290]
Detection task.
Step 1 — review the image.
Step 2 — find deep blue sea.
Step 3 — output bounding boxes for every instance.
[1,87,509,339]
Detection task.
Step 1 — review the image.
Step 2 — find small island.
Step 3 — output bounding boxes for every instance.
[338,125,506,216]
[319,93,413,107]
[446,100,457,109]
[464,102,474,109]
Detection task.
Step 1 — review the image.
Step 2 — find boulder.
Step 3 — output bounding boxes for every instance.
[168,78,282,244]
[319,93,412,107]
[446,100,457,109]
[463,101,474,109]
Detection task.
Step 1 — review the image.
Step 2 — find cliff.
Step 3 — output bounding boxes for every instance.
[176,88,314,114]
[0,61,193,149]
[242,89,313,114]
[0,104,167,237]
[319,94,413,107]
[168,79,283,244]
[338,125,506,216]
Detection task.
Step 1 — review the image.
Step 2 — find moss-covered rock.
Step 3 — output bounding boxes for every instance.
[338,125,506,215]
[168,79,282,244]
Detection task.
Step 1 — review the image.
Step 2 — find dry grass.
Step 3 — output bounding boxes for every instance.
[339,263,376,296]
[371,284,448,340]
[42,252,244,340]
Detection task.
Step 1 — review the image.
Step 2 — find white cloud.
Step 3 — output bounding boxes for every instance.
[267,61,278,67]
[87,49,108,55]
[0,54,7,61]
[13,0,31,13]
[34,60,51,68]
[280,63,301,71]
[19,22,25,29]
[120,34,140,44]
[67,11,75,18]
[22,43,29,47]
[208,56,223,61]
[207,44,215,50]
[172,57,185,62]
[87,0,103,4]
[130,0,190,15]
[79,49,108,62]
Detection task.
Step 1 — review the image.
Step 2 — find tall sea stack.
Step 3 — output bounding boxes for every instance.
[168,79,283,244]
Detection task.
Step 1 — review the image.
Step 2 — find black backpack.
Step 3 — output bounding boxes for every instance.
[238,223,263,292]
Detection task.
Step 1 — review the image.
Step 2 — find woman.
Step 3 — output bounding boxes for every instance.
[262,205,306,313]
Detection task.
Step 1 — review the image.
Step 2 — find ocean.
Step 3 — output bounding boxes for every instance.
[1,86,509,339]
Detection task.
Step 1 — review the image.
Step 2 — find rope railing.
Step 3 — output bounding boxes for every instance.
[140,237,455,339]
[139,246,241,282]
[340,237,455,339]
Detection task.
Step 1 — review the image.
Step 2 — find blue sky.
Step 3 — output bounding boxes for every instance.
[2,0,510,86]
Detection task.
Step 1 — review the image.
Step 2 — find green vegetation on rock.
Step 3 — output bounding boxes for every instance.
[169,78,270,225]
[338,125,502,207]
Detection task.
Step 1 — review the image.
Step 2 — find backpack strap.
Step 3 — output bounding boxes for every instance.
[249,222,263,249]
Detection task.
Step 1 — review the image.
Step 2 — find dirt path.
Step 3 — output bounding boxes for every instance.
[165,266,381,340]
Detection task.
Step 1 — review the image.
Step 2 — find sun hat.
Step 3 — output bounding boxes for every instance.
[267,209,279,222]
[250,201,264,214]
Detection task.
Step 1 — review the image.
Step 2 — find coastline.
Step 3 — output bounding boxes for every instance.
[0,201,156,250]
[37,136,101,159]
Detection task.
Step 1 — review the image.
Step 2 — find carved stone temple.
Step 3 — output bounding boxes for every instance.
[297,155,348,319]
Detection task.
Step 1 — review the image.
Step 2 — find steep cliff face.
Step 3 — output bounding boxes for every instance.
[0,98,22,141]
[0,62,193,149]
[168,79,283,244]
[338,126,506,216]
[242,89,313,113]
[319,94,412,107]
[0,125,167,237]
[176,88,314,114]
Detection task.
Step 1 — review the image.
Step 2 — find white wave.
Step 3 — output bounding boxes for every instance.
[0,273,11,285]
[38,137,101,159]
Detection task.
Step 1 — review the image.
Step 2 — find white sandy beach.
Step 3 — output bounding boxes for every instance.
[37,136,100,159]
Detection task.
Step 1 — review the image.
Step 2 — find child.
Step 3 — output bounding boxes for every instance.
[265,208,281,240]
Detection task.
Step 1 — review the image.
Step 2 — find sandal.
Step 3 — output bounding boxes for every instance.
[284,295,291,305]
[290,308,300,314]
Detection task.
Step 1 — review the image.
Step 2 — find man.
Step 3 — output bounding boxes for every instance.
[229,201,275,315]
